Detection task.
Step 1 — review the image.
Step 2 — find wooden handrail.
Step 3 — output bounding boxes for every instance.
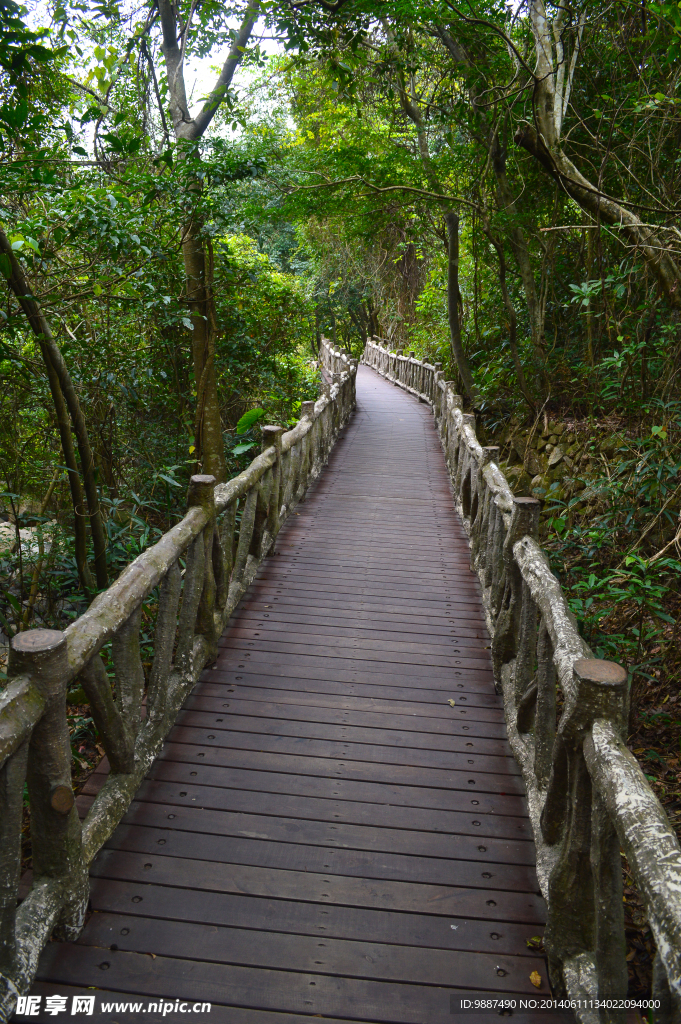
[0,337,356,1021]
[364,336,681,1023]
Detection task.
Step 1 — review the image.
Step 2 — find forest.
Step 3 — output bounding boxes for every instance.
[1,0,681,991]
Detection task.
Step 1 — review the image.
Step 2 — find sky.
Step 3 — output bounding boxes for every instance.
[26,1,284,125]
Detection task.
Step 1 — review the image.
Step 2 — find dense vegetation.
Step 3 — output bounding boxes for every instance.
[1,0,680,989]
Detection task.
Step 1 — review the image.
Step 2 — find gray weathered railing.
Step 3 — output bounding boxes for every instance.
[364,338,681,1024]
[320,341,355,376]
[0,338,356,1020]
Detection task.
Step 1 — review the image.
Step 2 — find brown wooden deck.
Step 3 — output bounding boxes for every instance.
[30,366,552,1023]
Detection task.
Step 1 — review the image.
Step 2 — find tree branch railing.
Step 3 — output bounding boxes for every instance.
[364,337,681,1024]
[0,338,356,1021]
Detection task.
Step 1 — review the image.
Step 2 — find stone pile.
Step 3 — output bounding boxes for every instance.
[494,419,620,513]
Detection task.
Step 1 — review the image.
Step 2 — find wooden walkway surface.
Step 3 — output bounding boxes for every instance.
[31,365,552,1023]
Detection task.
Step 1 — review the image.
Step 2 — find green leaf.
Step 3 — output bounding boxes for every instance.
[236,408,265,434]
[232,441,257,455]
[157,473,181,487]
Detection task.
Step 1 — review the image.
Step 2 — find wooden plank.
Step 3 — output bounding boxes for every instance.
[156,741,526,795]
[203,661,498,694]
[256,566,482,588]
[227,615,490,647]
[199,674,503,711]
[165,725,521,774]
[175,705,507,743]
[34,945,559,1024]
[77,912,546,990]
[78,798,535,866]
[241,580,486,607]
[173,710,508,754]
[84,877,540,954]
[214,650,495,685]
[183,693,505,729]
[245,580,490,616]
[120,777,534,841]
[29,985,359,1024]
[103,822,538,890]
[90,849,544,922]
[239,590,488,625]
[221,626,492,662]
[218,638,493,672]
[143,758,528,816]
[224,612,491,648]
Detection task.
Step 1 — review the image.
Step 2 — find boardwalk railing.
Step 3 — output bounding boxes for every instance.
[364,338,681,1024]
[0,338,356,1019]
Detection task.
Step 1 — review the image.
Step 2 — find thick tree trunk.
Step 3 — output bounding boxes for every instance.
[182,215,226,481]
[157,0,258,482]
[395,73,479,405]
[445,213,481,407]
[0,228,108,591]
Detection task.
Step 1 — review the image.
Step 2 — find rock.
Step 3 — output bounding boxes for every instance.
[563,455,574,471]
[548,446,564,468]
[545,443,554,454]
[518,472,533,494]
[512,439,526,461]
[530,474,544,489]
[553,423,565,436]
[548,434,558,445]
[527,452,547,477]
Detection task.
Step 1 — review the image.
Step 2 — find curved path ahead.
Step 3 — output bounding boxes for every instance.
[32,366,548,1023]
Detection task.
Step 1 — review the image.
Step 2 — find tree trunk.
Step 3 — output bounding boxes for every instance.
[394,70,480,406]
[183,214,226,481]
[157,0,259,482]
[0,228,108,591]
[445,212,481,407]
[42,359,95,597]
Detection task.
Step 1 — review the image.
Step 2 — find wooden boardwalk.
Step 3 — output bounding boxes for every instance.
[31,366,551,1023]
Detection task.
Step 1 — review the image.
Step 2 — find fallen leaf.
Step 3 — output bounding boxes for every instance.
[525,936,543,949]
[530,971,542,989]
[447,699,456,707]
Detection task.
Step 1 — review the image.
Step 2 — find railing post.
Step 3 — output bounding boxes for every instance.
[299,400,317,489]
[471,447,498,573]
[0,733,29,985]
[187,474,218,650]
[491,497,540,686]
[542,658,628,1013]
[9,631,88,941]
[262,425,285,542]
